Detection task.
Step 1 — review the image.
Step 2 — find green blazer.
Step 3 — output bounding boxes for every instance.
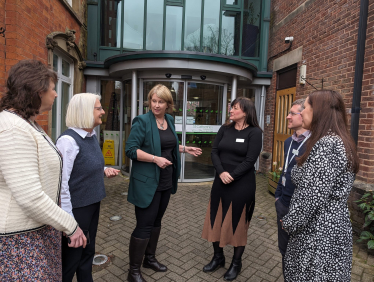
[125,111,181,208]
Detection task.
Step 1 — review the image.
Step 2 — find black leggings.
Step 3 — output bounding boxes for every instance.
[132,189,171,239]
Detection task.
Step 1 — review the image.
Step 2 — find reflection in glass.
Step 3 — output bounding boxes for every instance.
[101,0,121,47]
[221,11,240,56]
[184,133,216,179]
[202,0,220,54]
[61,82,70,133]
[165,6,182,51]
[143,81,184,123]
[187,83,223,125]
[184,0,202,51]
[62,59,70,77]
[100,80,122,166]
[53,54,58,72]
[123,0,144,49]
[226,0,238,4]
[146,0,163,50]
[242,0,261,57]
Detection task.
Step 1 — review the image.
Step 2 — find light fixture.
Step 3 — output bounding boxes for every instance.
[299,65,306,84]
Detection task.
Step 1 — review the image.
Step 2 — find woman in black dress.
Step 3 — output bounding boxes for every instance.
[202,97,262,281]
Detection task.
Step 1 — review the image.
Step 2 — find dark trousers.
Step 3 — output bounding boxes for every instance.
[132,189,171,239]
[275,199,290,276]
[62,202,101,282]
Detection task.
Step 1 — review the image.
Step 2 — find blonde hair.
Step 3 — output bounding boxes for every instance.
[66,93,101,129]
[147,84,174,114]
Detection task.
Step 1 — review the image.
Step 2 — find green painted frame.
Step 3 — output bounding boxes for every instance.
[87,0,271,75]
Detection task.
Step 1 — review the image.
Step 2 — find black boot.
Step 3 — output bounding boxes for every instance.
[127,236,149,282]
[203,252,225,272]
[142,226,167,272]
[223,258,242,281]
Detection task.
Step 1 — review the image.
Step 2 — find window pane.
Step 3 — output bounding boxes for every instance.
[53,54,58,72]
[146,0,163,50]
[221,11,240,56]
[51,93,57,142]
[226,0,238,4]
[165,6,182,51]
[242,0,261,57]
[61,82,70,133]
[184,0,202,51]
[123,0,144,49]
[202,0,220,54]
[101,0,122,47]
[62,59,70,77]
[100,80,122,166]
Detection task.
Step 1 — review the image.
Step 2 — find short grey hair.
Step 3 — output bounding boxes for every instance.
[66,93,101,129]
[291,98,305,111]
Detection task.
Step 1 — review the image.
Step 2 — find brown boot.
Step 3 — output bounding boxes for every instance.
[127,236,149,282]
[142,226,167,272]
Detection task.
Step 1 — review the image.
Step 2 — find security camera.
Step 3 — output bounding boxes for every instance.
[200,75,206,80]
[165,73,172,78]
[285,37,294,43]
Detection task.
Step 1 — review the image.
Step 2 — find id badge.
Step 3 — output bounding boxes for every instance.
[282,176,286,186]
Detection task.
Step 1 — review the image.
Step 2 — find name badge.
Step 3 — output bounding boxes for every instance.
[282,176,286,186]
[236,138,245,143]
[292,149,299,156]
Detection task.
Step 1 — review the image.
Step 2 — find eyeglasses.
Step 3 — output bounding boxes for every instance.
[94,106,103,111]
[288,111,301,116]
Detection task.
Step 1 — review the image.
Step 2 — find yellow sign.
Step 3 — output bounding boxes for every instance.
[102,139,115,165]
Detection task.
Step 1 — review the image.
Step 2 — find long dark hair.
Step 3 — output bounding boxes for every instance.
[0,60,57,119]
[297,90,359,173]
[225,97,262,131]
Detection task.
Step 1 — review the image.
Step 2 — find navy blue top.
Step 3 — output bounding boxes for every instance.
[274,136,306,208]
[58,129,106,208]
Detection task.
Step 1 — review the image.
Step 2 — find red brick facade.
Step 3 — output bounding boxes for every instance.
[1,0,86,132]
[262,0,374,184]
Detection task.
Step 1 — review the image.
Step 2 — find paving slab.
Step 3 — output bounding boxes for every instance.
[84,174,374,282]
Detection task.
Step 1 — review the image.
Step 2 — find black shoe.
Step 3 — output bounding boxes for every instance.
[127,236,149,282]
[142,226,167,272]
[203,253,225,272]
[223,258,242,281]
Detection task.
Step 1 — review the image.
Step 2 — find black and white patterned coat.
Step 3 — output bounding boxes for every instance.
[282,134,354,282]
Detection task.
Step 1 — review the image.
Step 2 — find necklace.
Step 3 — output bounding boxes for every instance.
[156,117,165,129]
[235,123,248,131]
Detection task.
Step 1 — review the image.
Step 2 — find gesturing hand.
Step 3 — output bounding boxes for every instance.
[219,172,234,184]
[154,156,172,169]
[104,167,120,178]
[185,146,202,156]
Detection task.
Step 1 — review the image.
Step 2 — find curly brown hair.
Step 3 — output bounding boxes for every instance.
[0,60,57,119]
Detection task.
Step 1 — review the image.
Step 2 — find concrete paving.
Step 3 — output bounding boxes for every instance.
[89,174,374,282]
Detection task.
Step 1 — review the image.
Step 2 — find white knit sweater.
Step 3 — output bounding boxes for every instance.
[0,110,78,236]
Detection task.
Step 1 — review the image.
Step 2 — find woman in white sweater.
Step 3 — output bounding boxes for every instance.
[0,60,87,281]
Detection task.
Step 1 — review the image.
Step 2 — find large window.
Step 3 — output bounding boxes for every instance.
[52,53,73,142]
[100,0,262,58]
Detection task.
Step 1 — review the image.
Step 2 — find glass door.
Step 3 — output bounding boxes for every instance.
[142,80,224,182]
[182,82,223,181]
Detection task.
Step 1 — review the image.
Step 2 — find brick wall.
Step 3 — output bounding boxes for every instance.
[262,0,374,184]
[1,0,85,132]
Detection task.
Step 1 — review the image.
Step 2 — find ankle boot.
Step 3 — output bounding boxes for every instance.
[127,236,149,282]
[223,258,242,281]
[203,252,225,272]
[142,226,167,272]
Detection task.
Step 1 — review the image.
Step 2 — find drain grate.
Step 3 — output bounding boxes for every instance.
[110,215,122,221]
[93,254,108,265]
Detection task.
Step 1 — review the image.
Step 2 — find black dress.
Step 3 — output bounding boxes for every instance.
[202,125,262,247]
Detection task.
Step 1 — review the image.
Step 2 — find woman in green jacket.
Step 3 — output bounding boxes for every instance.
[125,84,202,282]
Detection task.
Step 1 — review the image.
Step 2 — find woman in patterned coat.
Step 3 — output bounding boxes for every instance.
[281,90,360,282]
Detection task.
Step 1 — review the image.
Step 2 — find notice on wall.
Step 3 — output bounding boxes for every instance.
[175,116,182,124]
[185,125,220,133]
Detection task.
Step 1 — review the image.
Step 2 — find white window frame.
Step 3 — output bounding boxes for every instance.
[53,50,74,139]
